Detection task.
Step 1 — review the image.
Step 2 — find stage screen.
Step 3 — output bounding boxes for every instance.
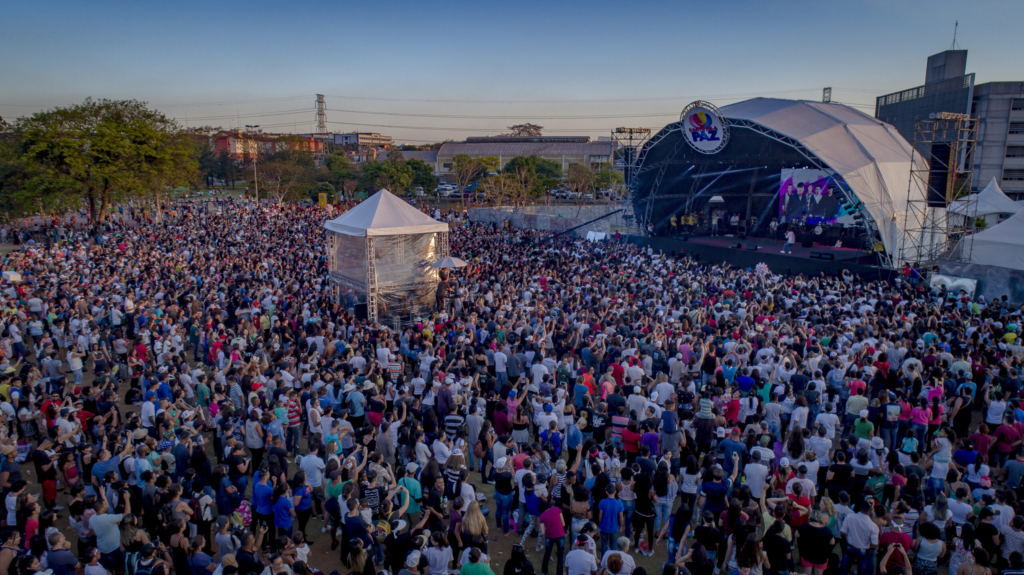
[778,168,842,225]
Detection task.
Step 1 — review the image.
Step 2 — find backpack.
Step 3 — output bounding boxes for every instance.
[132,558,154,575]
[159,502,177,526]
[474,440,485,460]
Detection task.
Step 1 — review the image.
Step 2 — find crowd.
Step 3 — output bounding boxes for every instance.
[0,197,1022,575]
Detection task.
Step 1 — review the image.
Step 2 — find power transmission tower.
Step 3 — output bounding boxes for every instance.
[822,87,832,103]
[315,94,328,165]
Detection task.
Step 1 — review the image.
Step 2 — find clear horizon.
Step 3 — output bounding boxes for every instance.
[2,0,1022,145]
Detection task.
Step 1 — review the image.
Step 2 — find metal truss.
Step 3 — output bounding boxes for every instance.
[366,238,378,324]
[438,232,449,258]
[612,127,652,198]
[899,114,978,266]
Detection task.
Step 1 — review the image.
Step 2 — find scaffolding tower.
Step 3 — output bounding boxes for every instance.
[899,112,978,266]
[611,127,651,195]
[314,94,328,166]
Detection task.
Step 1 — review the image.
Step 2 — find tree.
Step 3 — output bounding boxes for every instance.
[142,131,202,221]
[506,123,543,137]
[258,160,310,206]
[451,154,480,207]
[534,158,562,193]
[565,163,595,203]
[593,162,624,191]
[324,153,356,177]
[311,181,336,203]
[408,159,436,193]
[217,150,242,187]
[482,173,517,208]
[359,160,412,193]
[502,155,561,201]
[12,98,197,226]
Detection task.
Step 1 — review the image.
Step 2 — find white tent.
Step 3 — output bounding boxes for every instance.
[324,190,449,323]
[720,99,931,263]
[324,189,448,236]
[969,208,1024,271]
[949,177,1021,227]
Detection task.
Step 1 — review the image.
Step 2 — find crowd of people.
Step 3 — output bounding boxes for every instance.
[0,197,1022,575]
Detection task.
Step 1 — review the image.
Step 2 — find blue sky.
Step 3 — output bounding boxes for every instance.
[1,0,1021,144]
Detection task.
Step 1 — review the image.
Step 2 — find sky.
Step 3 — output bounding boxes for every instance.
[2,0,1022,145]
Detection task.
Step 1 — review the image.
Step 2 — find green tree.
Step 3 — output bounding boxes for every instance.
[478,156,500,176]
[258,160,312,205]
[217,150,242,187]
[359,160,412,193]
[324,153,356,177]
[593,162,624,191]
[311,181,336,203]
[451,154,479,206]
[12,98,197,226]
[408,159,436,193]
[565,163,595,202]
[502,155,561,200]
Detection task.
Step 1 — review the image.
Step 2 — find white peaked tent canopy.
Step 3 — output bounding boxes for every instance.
[949,177,1022,217]
[969,208,1024,271]
[720,99,930,260]
[324,189,448,236]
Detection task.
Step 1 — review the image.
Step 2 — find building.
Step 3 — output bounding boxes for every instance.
[212,130,324,160]
[436,136,615,177]
[333,132,393,148]
[875,50,1024,197]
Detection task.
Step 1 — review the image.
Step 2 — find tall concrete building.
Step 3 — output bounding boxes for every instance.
[875,50,1024,198]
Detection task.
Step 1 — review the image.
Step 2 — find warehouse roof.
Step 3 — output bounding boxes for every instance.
[438,140,614,157]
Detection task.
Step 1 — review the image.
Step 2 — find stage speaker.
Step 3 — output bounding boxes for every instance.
[731,242,743,249]
[746,245,758,251]
[927,142,952,207]
[801,239,814,248]
[354,302,368,319]
[810,251,835,260]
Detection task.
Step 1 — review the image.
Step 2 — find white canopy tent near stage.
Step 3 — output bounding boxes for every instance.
[324,190,449,324]
[949,177,1022,228]
[968,206,1024,271]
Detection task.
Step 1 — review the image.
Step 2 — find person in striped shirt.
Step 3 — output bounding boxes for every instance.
[286,390,303,455]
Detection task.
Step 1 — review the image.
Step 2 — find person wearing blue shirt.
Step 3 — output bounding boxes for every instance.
[574,381,590,409]
[156,378,172,401]
[292,477,313,536]
[252,470,276,542]
[272,484,295,537]
[596,483,624,555]
[958,380,978,400]
[718,430,748,477]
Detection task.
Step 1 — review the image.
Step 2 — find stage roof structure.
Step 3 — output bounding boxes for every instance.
[633,98,931,265]
[720,98,928,261]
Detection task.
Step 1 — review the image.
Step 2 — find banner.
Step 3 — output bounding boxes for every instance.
[319,193,328,209]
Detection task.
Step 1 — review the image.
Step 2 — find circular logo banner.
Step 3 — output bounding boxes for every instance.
[680,101,729,154]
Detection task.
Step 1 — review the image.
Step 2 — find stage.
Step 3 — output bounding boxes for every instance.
[627,234,896,280]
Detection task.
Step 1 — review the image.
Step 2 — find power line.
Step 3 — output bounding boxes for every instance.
[321,88,827,105]
[325,108,681,120]
[325,120,616,133]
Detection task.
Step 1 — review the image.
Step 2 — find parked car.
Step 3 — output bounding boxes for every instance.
[411,187,426,197]
[436,184,456,197]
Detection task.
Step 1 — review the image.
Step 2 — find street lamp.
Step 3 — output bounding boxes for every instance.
[245,125,260,204]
